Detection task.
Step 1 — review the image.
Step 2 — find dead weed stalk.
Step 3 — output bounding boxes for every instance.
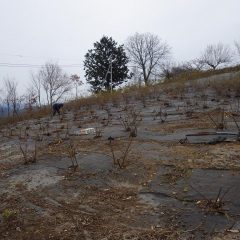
[19,140,37,164]
[207,108,226,130]
[108,136,134,169]
[67,140,79,171]
[119,108,142,137]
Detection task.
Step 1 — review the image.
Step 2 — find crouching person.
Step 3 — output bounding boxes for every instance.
[52,103,64,116]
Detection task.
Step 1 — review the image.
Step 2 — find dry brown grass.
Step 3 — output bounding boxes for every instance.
[165,65,240,84]
[1,65,239,128]
[0,106,51,127]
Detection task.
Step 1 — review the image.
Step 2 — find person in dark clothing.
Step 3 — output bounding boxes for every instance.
[52,103,64,116]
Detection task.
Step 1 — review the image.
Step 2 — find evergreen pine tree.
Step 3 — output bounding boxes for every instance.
[84,36,131,93]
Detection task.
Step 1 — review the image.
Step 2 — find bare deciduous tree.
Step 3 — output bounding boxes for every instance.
[126,32,171,85]
[25,86,37,110]
[4,78,19,116]
[31,73,42,107]
[38,63,72,107]
[160,61,195,80]
[235,41,240,58]
[160,61,176,80]
[0,89,4,117]
[200,43,232,70]
[186,58,205,71]
[70,74,83,99]
[131,66,142,87]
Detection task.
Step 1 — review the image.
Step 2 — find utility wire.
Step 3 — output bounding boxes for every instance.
[0,52,82,62]
[0,62,83,68]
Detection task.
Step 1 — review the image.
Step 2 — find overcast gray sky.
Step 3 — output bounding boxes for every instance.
[0,0,239,95]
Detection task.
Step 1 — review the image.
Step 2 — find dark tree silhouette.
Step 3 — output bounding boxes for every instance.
[84,36,131,93]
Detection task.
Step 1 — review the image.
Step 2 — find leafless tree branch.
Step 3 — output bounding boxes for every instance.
[37,62,72,107]
[200,43,232,70]
[126,32,171,85]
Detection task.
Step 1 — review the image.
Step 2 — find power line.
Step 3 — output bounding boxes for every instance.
[0,52,82,62]
[0,62,83,68]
